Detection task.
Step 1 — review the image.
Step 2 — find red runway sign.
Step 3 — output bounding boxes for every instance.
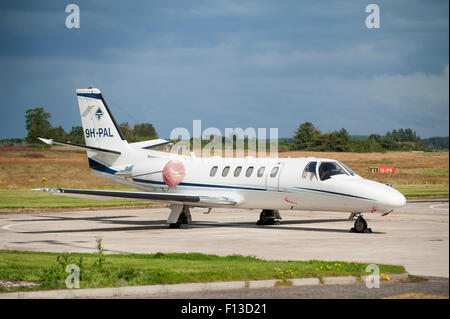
[378,167,395,173]
[369,167,395,173]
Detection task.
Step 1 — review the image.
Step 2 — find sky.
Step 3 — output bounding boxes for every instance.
[0,0,448,139]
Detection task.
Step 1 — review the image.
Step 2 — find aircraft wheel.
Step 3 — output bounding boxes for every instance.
[354,217,367,232]
[256,210,281,225]
[352,216,372,233]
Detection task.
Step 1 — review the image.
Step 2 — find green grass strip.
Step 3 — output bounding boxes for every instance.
[395,185,449,198]
[0,250,405,292]
[0,190,153,209]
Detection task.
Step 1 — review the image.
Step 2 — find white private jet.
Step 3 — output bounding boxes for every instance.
[36,87,406,233]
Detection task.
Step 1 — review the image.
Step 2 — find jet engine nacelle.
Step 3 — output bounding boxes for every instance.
[131,158,169,179]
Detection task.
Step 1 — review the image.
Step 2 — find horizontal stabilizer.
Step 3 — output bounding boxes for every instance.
[129,139,172,150]
[38,138,121,155]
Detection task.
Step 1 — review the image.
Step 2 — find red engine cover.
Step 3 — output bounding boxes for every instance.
[162,160,186,187]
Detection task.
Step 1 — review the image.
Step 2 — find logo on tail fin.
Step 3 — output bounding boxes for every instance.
[95,107,103,121]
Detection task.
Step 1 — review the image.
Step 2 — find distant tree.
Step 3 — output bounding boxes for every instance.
[68,126,84,144]
[47,125,68,141]
[309,129,350,152]
[311,132,330,151]
[329,128,351,152]
[368,134,401,150]
[406,128,420,142]
[385,128,427,150]
[292,122,321,150]
[368,134,383,143]
[25,107,52,143]
[349,139,385,153]
[387,128,420,142]
[119,122,133,141]
[132,123,158,142]
[422,137,449,150]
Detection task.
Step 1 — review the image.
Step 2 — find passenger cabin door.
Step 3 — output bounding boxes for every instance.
[265,162,284,191]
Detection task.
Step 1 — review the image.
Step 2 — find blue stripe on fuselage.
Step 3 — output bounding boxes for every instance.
[88,158,117,174]
[88,158,265,191]
[295,187,375,201]
[132,178,266,192]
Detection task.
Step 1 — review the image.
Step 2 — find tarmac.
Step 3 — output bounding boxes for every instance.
[0,200,448,281]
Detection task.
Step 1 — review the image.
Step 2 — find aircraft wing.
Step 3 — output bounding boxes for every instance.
[32,188,238,206]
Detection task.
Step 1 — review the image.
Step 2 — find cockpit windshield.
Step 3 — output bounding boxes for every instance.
[318,162,349,181]
[338,161,356,176]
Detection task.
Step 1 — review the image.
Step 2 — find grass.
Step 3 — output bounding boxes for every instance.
[0,189,155,210]
[0,249,405,293]
[394,185,449,198]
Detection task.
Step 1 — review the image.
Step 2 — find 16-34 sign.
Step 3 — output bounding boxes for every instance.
[370,167,395,173]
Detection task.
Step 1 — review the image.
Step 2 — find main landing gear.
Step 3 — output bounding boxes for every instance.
[167,204,192,229]
[349,212,372,233]
[256,210,282,225]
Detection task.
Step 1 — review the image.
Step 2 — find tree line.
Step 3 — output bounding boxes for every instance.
[289,122,436,152]
[1,107,447,153]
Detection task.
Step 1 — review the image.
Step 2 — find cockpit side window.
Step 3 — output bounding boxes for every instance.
[318,162,348,181]
[302,161,317,181]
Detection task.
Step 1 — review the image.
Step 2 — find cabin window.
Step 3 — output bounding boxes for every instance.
[210,166,218,177]
[302,161,317,180]
[257,166,265,177]
[318,162,348,181]
[270,166,279,178]
[222,166,230,177]
[234,166,242,177]
[246,166,254,177]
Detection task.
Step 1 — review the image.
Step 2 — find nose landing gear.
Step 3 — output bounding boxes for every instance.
[349,213,372,233]
[256,210,282,225]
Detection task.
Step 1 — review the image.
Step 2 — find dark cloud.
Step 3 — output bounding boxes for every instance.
[0,0,448,139]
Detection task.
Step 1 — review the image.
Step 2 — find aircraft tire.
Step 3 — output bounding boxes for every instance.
[354,216,368,233]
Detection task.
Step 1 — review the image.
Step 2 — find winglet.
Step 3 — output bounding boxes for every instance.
[37,137,53,145]
[32,188,62,193]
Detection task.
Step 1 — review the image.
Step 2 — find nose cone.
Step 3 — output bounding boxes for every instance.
[371,182,406,211]
[384,187,406,208]
[348,179,406,212]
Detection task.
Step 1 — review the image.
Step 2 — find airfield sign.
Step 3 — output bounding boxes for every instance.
[370,167,395,173]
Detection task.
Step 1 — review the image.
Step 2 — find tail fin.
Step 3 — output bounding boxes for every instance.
[76,88,128,152]
[76,88,131,169]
